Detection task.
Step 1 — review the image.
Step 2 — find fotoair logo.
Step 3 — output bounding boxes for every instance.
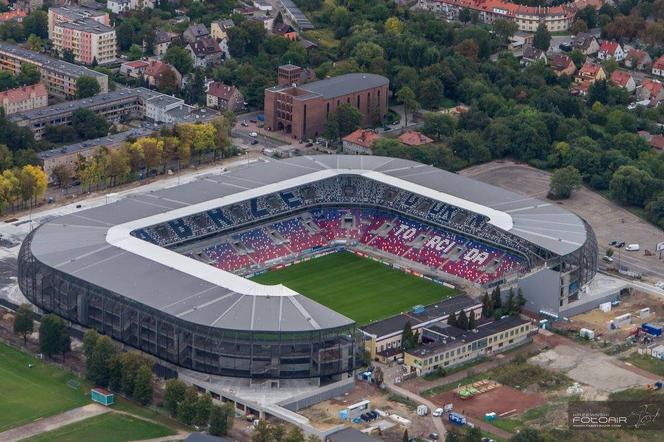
[569,401,664,430]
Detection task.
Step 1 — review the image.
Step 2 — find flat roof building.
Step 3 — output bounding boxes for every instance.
[264,73,389,140]
[0,42,108,99]
[48,6,116,64]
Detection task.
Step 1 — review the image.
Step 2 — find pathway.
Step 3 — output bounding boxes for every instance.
[0,403,109,442]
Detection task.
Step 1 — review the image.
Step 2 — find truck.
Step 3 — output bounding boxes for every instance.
[642,323,663,337]
[449,412,467,426]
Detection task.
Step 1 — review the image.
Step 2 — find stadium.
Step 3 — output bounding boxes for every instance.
[18,155,597,382]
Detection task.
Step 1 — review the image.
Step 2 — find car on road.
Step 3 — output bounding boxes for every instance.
[655,281,664,289]
[559,43,572,52]
[609,240,625,248]
[241,121,248,127]
[382,126,391,131]
[249,119,257,123]
[625,244,640,251]
[391,120,400,126]
[602,255,614,263]
[432,408,444,417]
[251,140,259,145]
[429,433,439,441]
[249,132,258,137]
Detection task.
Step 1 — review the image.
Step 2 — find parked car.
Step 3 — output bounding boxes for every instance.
[249,132,258,137]
[602,255,614,263]
[656,281,664,289]
[432,408,444,417]
[559,43,572,52]
[251,140,259,145]
[626,244,640,251]
[241,120,248,127]
[391,120,401,126]
[609,240,625,247]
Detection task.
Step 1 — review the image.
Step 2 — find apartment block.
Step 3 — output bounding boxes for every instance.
[48,6,116,64]
[0,83,48,115]
[0,42,108,99]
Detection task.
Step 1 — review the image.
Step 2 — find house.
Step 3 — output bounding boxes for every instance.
[151,29,178,57]
[576,62,605,83]
[522,46,547,66]
[0,8,27,22]
[252,0,272,12]
[597,41,625,61]
[610,70,636,92]
[636,79,664,105]
[273,23,297,41]
[0,83,47,115]
[398,130,433,146]
[210,19,234,41]
[652,55,664,77]
[342,129,382,155]
[571,32,599,55]
[187,37,222,68]
[508,31,533,49]
[549,54,576,77]
[624,49,652,71]
[120,59,149,78]
[183,23,209,44]
[206,82,244,112]
[650,135,664,151]
[144,60,182,89]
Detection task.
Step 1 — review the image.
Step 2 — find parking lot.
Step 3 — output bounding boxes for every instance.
[461,161,664,281]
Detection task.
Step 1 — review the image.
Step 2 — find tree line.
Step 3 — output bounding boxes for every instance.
[164,379,235,436]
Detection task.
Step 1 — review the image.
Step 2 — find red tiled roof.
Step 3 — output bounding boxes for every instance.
[653,55,664,70]
[610,70,632,88]
[0,9,27,22]
[641,79,663,98]
[398,130,433,146]
[207,82,239,100]
[342,129,381,149]
[626,49,649,63]
[650,135,664,151]
[579,62,602,76]
[122,60,149,68]
[0,83,47,104]
[189,37,221,56]
[144,60,176,78]
[599,41,620,55]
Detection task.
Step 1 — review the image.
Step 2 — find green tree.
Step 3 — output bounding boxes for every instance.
[481,293,493,318]
[549,166,582,199]
[251,419,272,442]
[27,34,44,52]
[646,193,664,229]
[457,309,469,330]
[76,76,101,98]
[284,427,305,442]
[132,364,153,405]
[13,303,33,344]
[448,310,457,326]
[511,428,542,442]
[83,329,99,359]
[72,108,110,140]
[23,11,48,39]
[164,379,187,417]
[177,387,199,425]
[16,64,40,85]
[422,113,455,141]
[610,165,654,206]
[516,288,526,313]
[51,164,71,189]
[533,23,551,51]
[445,430,461,442]
[465,426,483,442]
[403,429,409,442]
[468,312,476,330]
[459,8,472,23]
[419,78,444,109]
[128,44,143,61]
[396,86,419,127]
[335,104,362,137]
[193,394,213,427]
[86,335,117,387]
[491,286,502,309]
[209,403,234,436]
[505,288,515,314]
[493,19,518,44]
[402,321,416,350]
[108,354,123,392]
[120,352,149,397]
[39,314,70,359]
[164,45,193,75]
[273,423,286,442]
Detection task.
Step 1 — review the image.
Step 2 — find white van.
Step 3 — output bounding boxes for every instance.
[626,244,640,251]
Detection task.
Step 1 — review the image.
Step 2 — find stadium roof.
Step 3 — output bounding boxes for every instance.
[29,156,588,332]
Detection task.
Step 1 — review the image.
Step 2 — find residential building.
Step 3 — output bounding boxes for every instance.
[11,87,217,139]
[399,130,433,146]
[361,296,482,362]
[151,29,178,57]
[187,37,223,68]
[0,9,27,23]
[107,0,155,14]
[649,135,664,151]
[206,82,244,112]
[610,70,636,92]
[624,49,652,71]
[508,31,533,49]
[183,23,209,44]
[652,55,664,77]
[0,83,47,115]
[210,19,234,41]
[597,41,625,62]
[265,73,388,140]
[48,6,116,64]
[0,42,108,99]
[38,127,154,182]
[144,60,182,90]
[571,32,599,55]
[120,59,149,78]
[549,54,576,77]
[273,23,297,41]
[415,0,584,32]
[522,46,547,66]
[342,129,381,155]
[403,317,533,376]
[637,79,664,105]
[576,62,605,83]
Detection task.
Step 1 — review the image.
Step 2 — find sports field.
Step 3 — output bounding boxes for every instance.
[0,342,90,432]
[252,252,457,325]
[24,412,176,442]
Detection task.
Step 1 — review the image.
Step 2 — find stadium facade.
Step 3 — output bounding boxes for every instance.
[18,155,597,380]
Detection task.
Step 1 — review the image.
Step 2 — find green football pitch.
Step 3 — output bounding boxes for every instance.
[0,342,90,432]
[251,251,458,325]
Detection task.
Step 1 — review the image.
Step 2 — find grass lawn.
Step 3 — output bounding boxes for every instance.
[23,412,175,442]
[252,252,457,325]
[624,353,664,377]
[0,342,91,432]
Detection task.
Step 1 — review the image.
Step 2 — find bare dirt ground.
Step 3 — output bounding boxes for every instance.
[299,381,434,439]
[559,291,664,341]
[461,161,664,281]
[430,385,546,421]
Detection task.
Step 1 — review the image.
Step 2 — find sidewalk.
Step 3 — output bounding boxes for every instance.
[0,404,109,442]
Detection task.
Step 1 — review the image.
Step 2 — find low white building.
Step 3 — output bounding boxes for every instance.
[107,0,155,13]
